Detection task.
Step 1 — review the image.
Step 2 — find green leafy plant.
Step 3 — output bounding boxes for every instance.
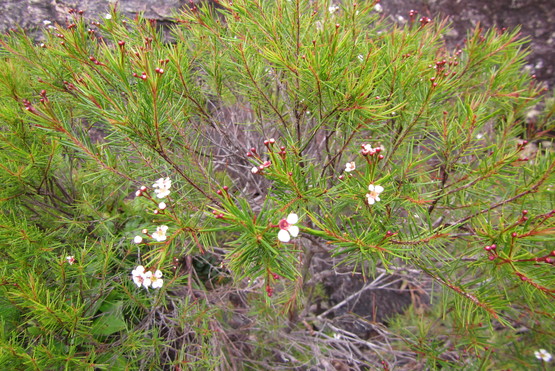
[0,0,553,369]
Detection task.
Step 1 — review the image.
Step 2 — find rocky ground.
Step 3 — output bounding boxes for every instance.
[1,0,553,87]
[380,0,555,88]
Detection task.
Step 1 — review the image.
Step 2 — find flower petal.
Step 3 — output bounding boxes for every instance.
[374,185,384,193]
[278,229,291,243]
[289,226,299,238]
[286,213,298,225]
[152,279,163,289]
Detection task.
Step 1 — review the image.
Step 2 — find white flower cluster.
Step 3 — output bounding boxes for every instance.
[131,178,173,289]
[132,265,163,289]
[343,144,386,206]
[152,177,171,199]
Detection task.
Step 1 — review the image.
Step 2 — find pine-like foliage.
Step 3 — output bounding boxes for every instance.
[0,0,553,369]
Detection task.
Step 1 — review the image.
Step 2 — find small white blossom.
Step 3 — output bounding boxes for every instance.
[535,349,552,362]
[345,162,356,172]
[152,177,171,198]
[278,213,300,243]
[43,20,52,26]
[361,143,376,156]
[104,13,112,20]
[374,3,383,13]
[251,166,259,174]
[158,202,167,210]
[366,184,384,205]
[133,236,143,244]
[132,265,149,288]
[152,225,169,242]
[329,4,340,14]
[146,269,164,289]
[66,256,75,265]
[476,133,484,140]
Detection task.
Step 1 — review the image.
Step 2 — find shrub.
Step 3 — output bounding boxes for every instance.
[0,0,553,369]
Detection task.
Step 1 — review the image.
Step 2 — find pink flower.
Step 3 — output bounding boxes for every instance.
[361,144,376,156]
[278,213,300,243]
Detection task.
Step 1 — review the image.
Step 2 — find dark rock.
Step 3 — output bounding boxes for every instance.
[380,0,555,88]
[1,0,553,87]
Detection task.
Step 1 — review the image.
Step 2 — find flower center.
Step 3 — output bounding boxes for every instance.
[278,219,290,230]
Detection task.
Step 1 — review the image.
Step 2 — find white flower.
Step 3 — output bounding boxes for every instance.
[366,184,384,205]
[43,20,52,26]
[361,143,376,156]
[152,177,171,198]
[345,162,356,172]
[535,349,552,362]
[374,3,383,13]
[146,269,163,289]
[152,225,168,242]
[158,202,166,210]
[251,166,259,174]
[132,265,149,288]
[278,213,300,243]
[329,4,340,14]
[66,256,75,265]
[133,235,143,244]
[104,13,112,20]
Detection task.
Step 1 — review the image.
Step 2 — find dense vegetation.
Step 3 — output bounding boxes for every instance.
[0,0,553,369]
